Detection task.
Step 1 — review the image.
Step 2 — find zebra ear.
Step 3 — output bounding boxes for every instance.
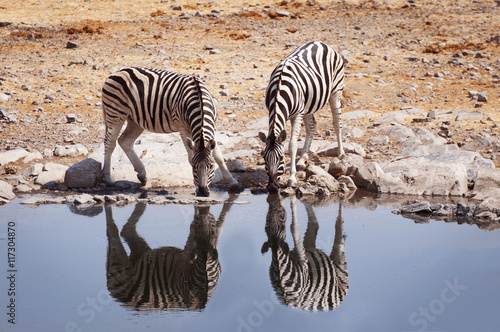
[186,137,195,151]
[258,131,267,143]
[207,139,216,151]
[277,130,287,144]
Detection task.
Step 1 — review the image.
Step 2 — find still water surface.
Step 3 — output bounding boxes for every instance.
[1,193,500,332]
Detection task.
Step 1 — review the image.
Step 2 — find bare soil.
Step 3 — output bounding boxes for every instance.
[1,0,499,185]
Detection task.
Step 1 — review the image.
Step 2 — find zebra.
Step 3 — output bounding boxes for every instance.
[106,196,236,311]
[101,67,239,196]
[259,41,345,193]
[261,195,348,311]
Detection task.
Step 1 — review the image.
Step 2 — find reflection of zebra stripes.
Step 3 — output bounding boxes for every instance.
[101,67,237,196]
[262,196,348,311]
[259,41,345,193]
[106,199,235,310]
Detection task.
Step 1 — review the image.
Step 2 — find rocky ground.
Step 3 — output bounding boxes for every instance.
[0,0,499,209]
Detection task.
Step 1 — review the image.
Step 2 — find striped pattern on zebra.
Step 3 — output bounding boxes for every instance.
[261,196,348,311]
[259,41,345,193]
[105,198,236,310]
[101,67,238,196]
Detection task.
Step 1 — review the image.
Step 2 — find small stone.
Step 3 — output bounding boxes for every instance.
[66,41,79,49]
[66,113,77,123]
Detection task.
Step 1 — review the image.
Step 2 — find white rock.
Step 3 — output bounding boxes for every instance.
[0,180,15,200]
[35,163,69,185]
[0,148,29,165]
[23,151,44,163]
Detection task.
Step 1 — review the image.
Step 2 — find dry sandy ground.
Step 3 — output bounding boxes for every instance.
[0,0,499,183]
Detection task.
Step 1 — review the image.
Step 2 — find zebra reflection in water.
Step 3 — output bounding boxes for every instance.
[261,195,348,311]
[106,199,234,311]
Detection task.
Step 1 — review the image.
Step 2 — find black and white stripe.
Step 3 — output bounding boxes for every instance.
[101,67,237,196]
[106,200,235,311]
[262,196,348,311]
[259,41,345,193]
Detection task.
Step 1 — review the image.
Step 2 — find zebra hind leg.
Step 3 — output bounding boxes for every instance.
[212,144,243,192]
[328,90,345,156]
[118,119,146,186]
[296,114,316,171]
[103,121,123,185]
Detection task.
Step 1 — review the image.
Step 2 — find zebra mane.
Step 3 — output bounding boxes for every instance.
[192,74,207,150]
[271,59,290,140]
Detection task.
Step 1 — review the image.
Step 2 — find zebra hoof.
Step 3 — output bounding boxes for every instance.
[103,176,114,186]
[228,183,244,193]
[287,179,298,188]
[137,173,147,186]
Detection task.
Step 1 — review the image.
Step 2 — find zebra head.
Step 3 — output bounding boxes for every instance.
[259,130,286,194]
[187,138,216,197]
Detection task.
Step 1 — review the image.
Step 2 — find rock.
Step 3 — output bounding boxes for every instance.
[472,168,500,201]
[316,142,366,158]
[28,163,44,177]
[380,160,468,196]
[53,144,88,157]
[23,151,43,163]
[0,93,10,102]
[66,41,79,49]
[337,175,357,190]
[0,180,15,200]
[370,124,415,140]
[297,165,340,195]
[0,148,29,165]
[276,10,291,17]
[474,197,500,218]
[377,108,426,123]
[35,163,69,186]
[328,154,364,177]
[400,201,432,214]
[65,158,103,188]
[396,143,493,181]
[351,161,385,191]
[66,113,77,123]
[477,91,488,102]
[71,194,95,205]
[224,159,246,172]
[342,110,375,120]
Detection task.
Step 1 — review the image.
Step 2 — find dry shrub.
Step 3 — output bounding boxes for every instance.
[150,10,166,17]
[239,11,263,19]
[229,32,251,40]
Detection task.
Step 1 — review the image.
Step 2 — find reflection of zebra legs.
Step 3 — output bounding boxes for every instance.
[105,200,236,310]
[263,196,348,311]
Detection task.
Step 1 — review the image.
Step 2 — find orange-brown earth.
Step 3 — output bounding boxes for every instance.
[0,0,499,187]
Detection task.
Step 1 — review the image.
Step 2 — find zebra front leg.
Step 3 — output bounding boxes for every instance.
[118,120,146,185]
[287,115,303,188]
[297,114,316,171]
[329,90,345,156]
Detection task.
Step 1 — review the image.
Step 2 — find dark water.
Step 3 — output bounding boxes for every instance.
[1,193,500,332]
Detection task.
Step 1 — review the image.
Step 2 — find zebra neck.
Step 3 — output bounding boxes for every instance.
[190,75,215,149]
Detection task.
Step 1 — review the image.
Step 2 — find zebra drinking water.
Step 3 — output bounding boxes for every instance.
[106,197,236,310]
[259,41,346,193]
[261,195,348,311]
[101,67,239,196]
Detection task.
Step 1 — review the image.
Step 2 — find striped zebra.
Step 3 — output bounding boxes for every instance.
[259,41,345,193]
[106,197,236,311]
[101,67,238,196]
[261,196,348,311]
